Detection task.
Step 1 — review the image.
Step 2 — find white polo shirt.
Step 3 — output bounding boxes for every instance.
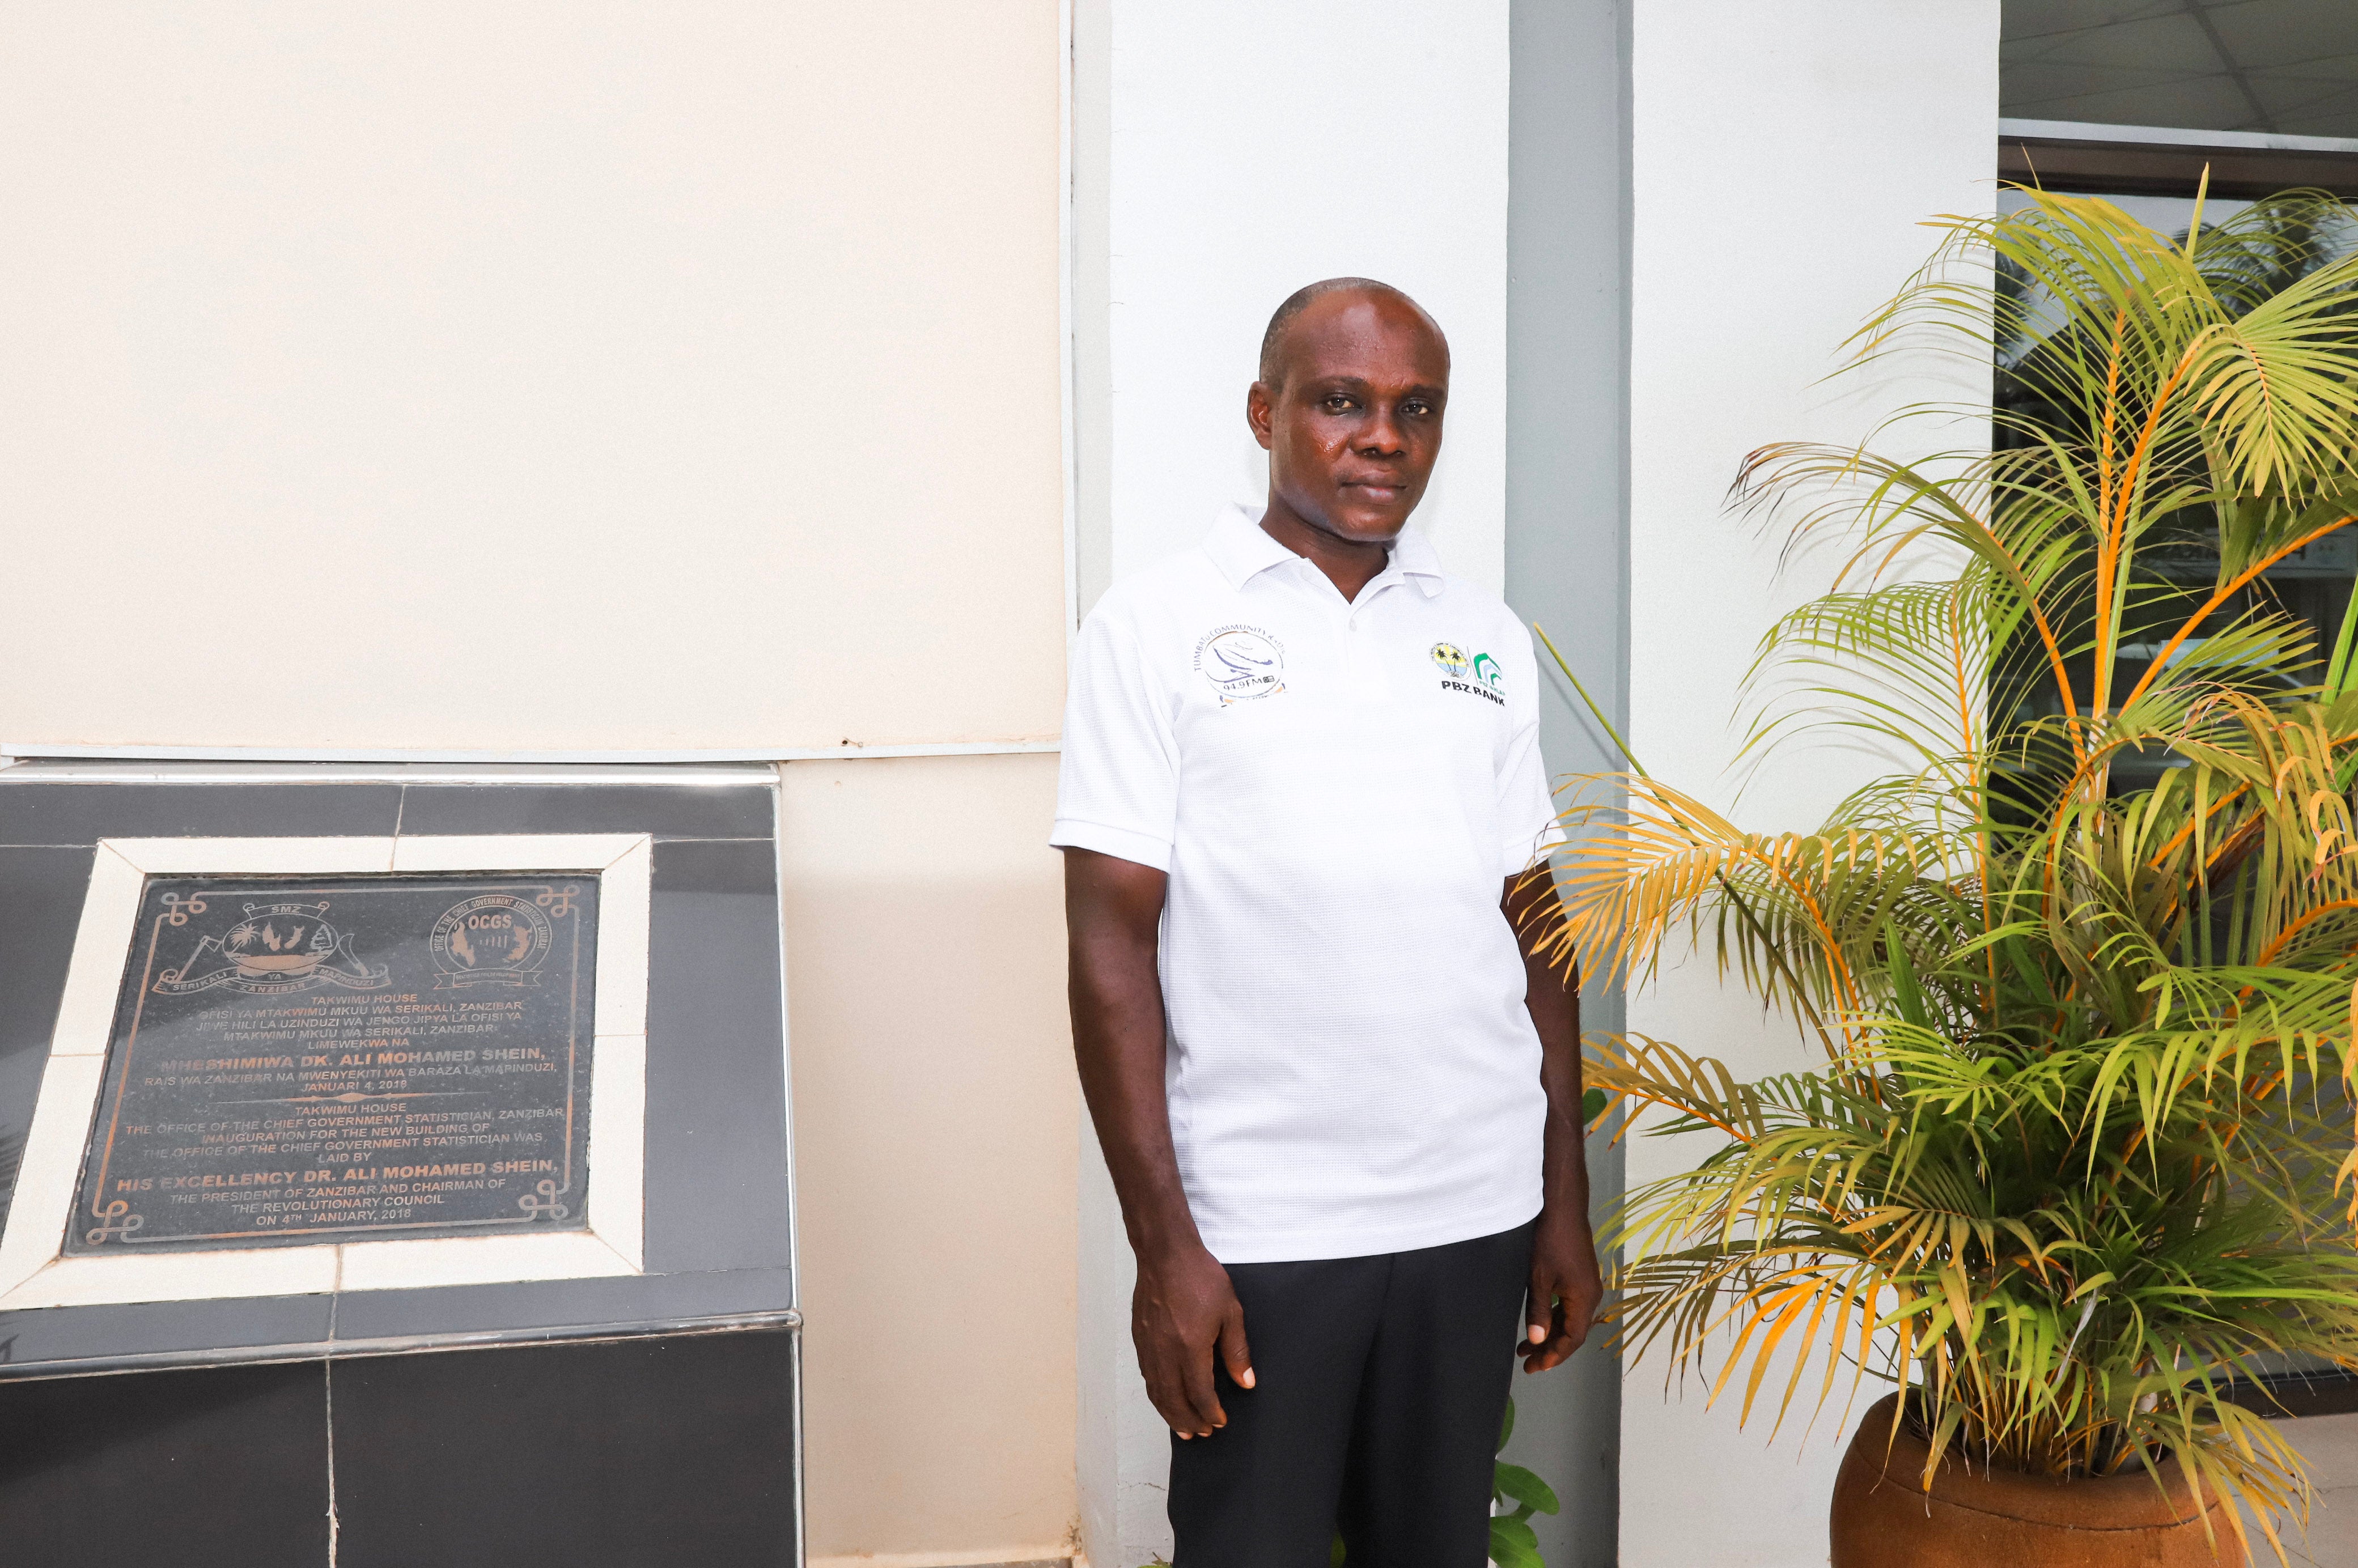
[1053,502,1560,1263]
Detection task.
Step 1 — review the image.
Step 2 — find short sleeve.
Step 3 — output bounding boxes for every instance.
[1050,607,1181,872]
[1497,620,1568,876]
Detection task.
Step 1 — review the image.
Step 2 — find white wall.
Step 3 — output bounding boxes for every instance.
[1076,0,1511,616]
[1621,5,1999,1565]
[1071,2,1513,1561]
[0,2,1066,756]
[782,754,1076,1565]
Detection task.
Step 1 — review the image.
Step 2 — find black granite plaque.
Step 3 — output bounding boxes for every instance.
[66,874,600,1255]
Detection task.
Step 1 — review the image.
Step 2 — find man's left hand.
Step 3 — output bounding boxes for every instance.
[1518,1206,1603,1373]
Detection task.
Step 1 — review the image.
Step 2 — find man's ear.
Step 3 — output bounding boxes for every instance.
[1245,380,1276,451]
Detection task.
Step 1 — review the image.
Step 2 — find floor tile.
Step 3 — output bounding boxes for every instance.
[2254,1416,2358,1566]
[2296,1484,2357,1568]
[2290,1414,2358,1491]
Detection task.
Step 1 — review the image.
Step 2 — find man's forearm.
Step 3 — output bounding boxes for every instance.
[1065,849,1202,1257]
[1505,871,1589,1217]
[1072,955,1201,1256]
[1066,848,1251,1437]
[1507,870,1603,1371]
[1536,1032,1592,1223]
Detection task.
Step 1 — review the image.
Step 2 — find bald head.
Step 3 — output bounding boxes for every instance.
[1257,278,1446,389]
[1245,278,1451,551]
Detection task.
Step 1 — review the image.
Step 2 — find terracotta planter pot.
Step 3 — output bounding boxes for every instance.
[1829,1394,2243,1567]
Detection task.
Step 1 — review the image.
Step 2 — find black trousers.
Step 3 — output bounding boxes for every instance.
[1166,1219,1536,1568]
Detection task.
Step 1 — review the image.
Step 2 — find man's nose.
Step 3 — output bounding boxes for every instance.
[1359,407,1407,456]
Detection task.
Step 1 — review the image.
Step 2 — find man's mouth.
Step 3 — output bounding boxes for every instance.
[1339,479,1407,502]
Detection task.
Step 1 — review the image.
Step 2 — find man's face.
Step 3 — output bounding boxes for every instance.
[1249,291,1450,545]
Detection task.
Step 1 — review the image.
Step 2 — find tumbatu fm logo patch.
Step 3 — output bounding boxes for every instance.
[155,901,392,996]
[1195,624,1287,704]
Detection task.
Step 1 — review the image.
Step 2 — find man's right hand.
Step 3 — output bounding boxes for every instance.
[1133,1242,1254,1438]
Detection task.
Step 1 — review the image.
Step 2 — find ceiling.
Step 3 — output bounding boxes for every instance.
[2003,1,2358,137]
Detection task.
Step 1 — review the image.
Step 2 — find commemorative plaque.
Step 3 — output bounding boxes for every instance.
[66,874,600,1255]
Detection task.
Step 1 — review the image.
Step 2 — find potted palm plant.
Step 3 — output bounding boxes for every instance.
[1538,185,2358,1565]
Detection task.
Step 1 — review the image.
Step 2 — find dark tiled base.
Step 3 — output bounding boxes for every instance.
[327,1264,795,1342]
[2227,1369,2358,1419]
[0,1291,338,1370]
[0,1329,796,1568]
[0,1359,332,1568]
[396,782,773,840]
[335,1331,798,1568]
[0,771,794,1366]
[0,781,402,847]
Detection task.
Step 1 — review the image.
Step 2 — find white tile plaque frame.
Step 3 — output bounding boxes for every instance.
[0,834,652,1308]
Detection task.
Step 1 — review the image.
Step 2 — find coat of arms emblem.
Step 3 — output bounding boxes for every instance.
[154,901,391,995]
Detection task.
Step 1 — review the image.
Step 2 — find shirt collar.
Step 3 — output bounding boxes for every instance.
[1203,502,1298,589]
[1388,524,1447,597]
[1203,500,1448,598]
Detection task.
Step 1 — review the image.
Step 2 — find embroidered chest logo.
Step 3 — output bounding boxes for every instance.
[1431,641,1505,707]
[1194,624,1287,704]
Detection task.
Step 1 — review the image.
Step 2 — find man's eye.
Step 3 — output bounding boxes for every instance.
[1324,396,1354,412]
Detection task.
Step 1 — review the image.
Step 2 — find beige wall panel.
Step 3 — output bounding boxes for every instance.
[0,3,1065,753]
[782,753,1077,1559]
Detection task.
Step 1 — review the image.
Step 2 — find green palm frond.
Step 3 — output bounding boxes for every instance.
[1537,185,2358,1557]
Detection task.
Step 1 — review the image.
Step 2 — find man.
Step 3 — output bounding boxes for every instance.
[1054,278,1601,1565]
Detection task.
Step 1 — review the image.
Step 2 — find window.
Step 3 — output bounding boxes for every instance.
[1995,5,2358,769]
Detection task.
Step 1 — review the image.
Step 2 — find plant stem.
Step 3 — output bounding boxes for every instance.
[1534,622,1648,777]
[1533,622,1843,1059]
[2324,573,2358,696]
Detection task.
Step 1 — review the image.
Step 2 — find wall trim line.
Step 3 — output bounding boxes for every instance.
[2,741,1063,768]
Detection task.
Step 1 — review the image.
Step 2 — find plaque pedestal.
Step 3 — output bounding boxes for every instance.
[0,763,801,1567]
